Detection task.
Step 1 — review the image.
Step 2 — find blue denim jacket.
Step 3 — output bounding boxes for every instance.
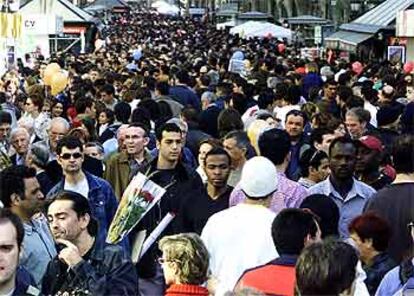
[14,266,41,296]
[21,215,57,287]
[47,171,121,248]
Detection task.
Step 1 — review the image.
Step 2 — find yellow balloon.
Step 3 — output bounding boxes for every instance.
[51,71,68,96]
[43,63,61,86]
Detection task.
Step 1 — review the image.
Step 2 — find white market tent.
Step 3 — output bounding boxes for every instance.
[216,19,236,30]
[151,1,179,15]
[230,21,292,41]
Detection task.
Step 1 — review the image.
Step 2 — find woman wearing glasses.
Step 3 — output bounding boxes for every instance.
[159,233,209,296]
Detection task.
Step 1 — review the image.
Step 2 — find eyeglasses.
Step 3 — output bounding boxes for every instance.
[60,153,83,160]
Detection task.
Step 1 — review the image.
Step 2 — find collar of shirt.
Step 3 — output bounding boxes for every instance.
[24,214,49,235]
[298,177,316,188]
[271,254,298,267]
[23,222,34,235]
[16,154,25,165]
[321,178,369,202]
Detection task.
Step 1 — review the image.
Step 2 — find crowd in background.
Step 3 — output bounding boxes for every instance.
[0,4,414,296]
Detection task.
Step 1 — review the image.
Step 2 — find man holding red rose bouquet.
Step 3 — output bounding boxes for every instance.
[131,122,207,295]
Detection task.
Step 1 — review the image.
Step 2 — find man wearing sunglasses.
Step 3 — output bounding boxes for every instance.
[47,136,121,249]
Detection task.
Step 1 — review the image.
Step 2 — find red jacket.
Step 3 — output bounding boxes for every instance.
[234,255,298,296]
[165,284,209,296]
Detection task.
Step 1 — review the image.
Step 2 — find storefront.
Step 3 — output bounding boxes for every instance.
[19,0,93,55]
[324,0,414,61]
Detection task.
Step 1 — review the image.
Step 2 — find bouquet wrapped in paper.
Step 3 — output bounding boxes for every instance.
[106,172,166,244]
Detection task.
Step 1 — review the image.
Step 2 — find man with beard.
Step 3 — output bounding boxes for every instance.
[355,136,392,190]
[308,137,376,238]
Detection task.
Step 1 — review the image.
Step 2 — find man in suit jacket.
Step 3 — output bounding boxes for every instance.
[10,128,30,166]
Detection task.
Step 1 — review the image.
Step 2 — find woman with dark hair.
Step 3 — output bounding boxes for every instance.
[80,117,98,142]
[23,93,50,140]
[97,108,115,137]
[50,100,66,118]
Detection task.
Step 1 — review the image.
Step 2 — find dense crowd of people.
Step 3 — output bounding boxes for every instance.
[0,4,414,296]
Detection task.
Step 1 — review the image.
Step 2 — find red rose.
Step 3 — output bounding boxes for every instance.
[141,191,154,203]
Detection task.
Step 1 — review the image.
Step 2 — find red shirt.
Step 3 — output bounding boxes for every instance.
[165,284,209,296]
[234,256,297,296]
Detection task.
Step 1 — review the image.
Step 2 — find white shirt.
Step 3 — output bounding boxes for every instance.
[64,176,90,198]
[241,105,259,127]
[201,204,278,295]
[196,166,207,183]
[98,123,109,136]
[129,99,140,112]
[364,100,378,128]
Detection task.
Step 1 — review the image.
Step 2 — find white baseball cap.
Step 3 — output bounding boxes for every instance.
[240,156,278,199]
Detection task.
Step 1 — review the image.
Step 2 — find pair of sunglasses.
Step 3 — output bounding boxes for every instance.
[60,153,82,160]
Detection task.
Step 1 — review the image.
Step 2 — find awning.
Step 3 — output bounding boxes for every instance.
[325,30,373,51]
[285,15,331,25]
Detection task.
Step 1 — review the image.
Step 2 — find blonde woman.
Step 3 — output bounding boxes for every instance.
[159,233,209,296]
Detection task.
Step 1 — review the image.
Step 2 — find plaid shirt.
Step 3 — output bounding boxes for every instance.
[229,172,308,215]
